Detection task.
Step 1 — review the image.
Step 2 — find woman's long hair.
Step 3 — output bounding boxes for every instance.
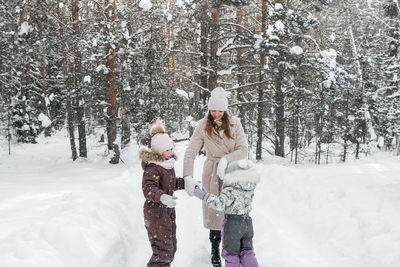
[205,111,233,139]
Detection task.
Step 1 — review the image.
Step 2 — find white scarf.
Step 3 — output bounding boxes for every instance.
[149,157,176,170]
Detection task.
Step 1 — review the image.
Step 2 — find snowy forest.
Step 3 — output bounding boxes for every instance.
[1,0,400,164]
[1,1,400,267]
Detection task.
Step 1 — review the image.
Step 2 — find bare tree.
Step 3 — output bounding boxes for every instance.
[72,0,87,158]
[104,0,117,149]
[256,0,268,160]
[208,0,220,90]
[57,0,77,160]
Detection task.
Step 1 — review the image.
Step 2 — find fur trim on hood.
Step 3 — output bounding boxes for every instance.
[222,167,260,186]
[139,146,177,162]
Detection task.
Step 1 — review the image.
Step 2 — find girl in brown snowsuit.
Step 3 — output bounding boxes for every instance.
[139,122,185,267]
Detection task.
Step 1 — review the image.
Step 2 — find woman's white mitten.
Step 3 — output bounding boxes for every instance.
[217,157,228,179]
[184,176,197,197]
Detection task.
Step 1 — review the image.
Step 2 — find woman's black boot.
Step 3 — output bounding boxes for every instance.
[210,230,222,267]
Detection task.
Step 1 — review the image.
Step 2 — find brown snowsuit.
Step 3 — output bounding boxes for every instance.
[139,146,185,267]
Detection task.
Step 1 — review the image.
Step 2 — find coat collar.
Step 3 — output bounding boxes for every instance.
[138,146,177,163]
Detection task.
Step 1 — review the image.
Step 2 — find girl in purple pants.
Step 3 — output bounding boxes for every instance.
[194,160,260,267]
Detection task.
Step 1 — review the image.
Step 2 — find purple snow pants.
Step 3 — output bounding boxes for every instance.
[221,214,259,267]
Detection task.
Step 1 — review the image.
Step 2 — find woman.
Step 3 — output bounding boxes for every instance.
[183,87,248,266]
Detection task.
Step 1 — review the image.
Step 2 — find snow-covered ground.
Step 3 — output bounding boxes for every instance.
[0,133,399,267]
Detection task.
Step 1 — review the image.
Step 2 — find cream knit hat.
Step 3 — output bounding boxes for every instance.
[149,122,174,153]
[208,87,228,111]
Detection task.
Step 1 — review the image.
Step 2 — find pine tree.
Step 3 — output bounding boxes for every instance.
[261,1,319,157]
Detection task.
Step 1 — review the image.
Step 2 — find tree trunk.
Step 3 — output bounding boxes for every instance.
[295,116,299,164]
[256,0,267,161]
[7,108,11,155]
[290,117,295,162]
[57,0,77,160]
[72,0,87,158]
[208,0,219,91]
[198,0,209,116]
[236,6,247,132]
[326,143,330,164]
[18,4,29,143]
[355,139,360,159]
[316,139,321,165]
[121,106,131,149]
[170,29,177,89]
[274,73,285,157]
[290,114,299,164]
[167,1,177,90]
[273,0,285,158]
[1,6,11,152]
[37,11,51,136]
[104,0,118,155]
[342,89,350,162]
[200,0,208,91]
[346,6,369,144]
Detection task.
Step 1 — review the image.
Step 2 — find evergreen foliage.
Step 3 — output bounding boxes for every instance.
[0,0,399,162]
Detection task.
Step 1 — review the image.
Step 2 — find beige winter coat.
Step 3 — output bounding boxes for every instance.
[183,114,248,230]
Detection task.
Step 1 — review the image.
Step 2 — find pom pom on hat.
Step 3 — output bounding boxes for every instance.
[208,87,228,111]
[227,159,252,173]
[149,122,167,137]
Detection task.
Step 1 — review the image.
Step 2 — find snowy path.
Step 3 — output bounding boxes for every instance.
[257,160,400,267]
[0,136,399,267]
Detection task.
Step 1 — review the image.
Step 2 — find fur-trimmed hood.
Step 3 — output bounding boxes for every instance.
[139,146,177,163]
[222,166,260,190]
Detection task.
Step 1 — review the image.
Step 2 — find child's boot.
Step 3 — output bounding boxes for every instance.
[210,230,221,266]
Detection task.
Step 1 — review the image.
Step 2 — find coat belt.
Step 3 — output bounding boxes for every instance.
[205,156,223,195]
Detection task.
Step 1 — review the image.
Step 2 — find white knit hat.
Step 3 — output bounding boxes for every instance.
[208,87,228,111]
[149,122,174,153]
[222,159,260,185]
